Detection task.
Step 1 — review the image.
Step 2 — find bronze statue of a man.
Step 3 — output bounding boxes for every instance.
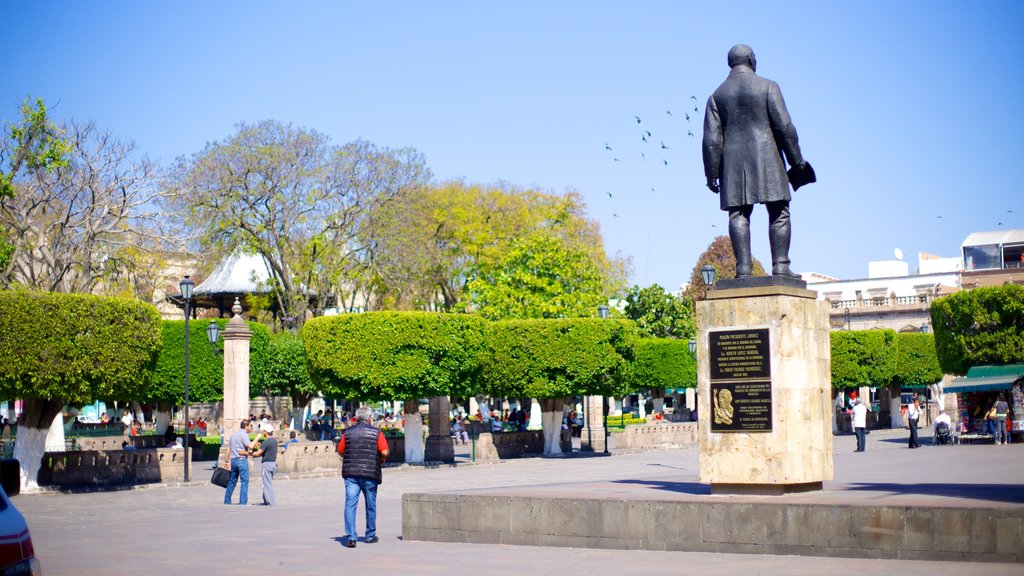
[702,44,814,280]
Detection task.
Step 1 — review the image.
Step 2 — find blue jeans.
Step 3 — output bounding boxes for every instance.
[995,417,1008,444]
[224,457,249,504]
[344,476,378,541]
[854,427,866,451]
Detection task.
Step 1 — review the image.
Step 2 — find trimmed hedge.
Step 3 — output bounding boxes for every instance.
[0,290,162,403]
[830,329,897,389]
[891,332,943,387]
[149,319,271,403]
[303,311,488,401]
[483,318,637,399]
[831,329,943,389]
[931,284,1024,375]
[624,337,695,392]
[262,331,315,398]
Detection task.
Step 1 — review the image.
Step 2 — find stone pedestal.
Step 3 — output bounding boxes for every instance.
[696,285,832,494]
[220,299,252,462]
[580,395,607,452]
[424,396,454,462]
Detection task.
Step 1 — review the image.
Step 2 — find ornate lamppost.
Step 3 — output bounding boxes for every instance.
[179,275,195,482]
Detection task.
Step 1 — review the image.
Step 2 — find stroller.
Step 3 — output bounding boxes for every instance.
[934,422,955,445]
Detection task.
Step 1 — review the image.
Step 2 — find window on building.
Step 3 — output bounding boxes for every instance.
[1003,243,1024,269]
[963,244,1001,270]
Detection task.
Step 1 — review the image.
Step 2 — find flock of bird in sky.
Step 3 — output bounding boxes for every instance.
[603,95,702,220]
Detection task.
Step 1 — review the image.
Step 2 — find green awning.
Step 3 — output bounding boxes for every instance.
[946,364,1024,393]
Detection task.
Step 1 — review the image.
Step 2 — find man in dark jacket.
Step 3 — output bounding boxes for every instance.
[702,44,812,279]
[336,406,389,548]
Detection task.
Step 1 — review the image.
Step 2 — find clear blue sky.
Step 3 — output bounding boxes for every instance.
[3,1,1022,290]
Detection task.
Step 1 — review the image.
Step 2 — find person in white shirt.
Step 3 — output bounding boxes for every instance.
[907,398,922,449]
[852,399,868,452]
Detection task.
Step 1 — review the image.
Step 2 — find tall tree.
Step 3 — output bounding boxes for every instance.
[483,318,637,455]
[0,98,72,276]
[685,235,766,301]
[465,231,610,320]
[361,181,629,312]
[931,284,1024,375]
[304,312,487,463]
[1,120,167,294]
[165,121,429,324]
[0,291,162,490]
[623,284,696,340]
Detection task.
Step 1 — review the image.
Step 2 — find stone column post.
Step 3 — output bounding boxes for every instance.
[424,396,454,462]
[219,298,251,462]
[580,395,607,452]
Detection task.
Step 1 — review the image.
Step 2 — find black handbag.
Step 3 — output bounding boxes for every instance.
[211,466,230,488]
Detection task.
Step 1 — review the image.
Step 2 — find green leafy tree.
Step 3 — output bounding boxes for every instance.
[482,318,637,455]
[0,97,72,273]
[304,311,488,462]
[930,284,1024,375]
[465,232,610,320]
[830,329,898,390]
[262,331,316,429]
[165,122,430,323]
[623,284,696,340]
[362,181,628,312]
[685,235,767,301]
[0,290,162,489]
[623,338,696,394]
[891,333,943,388]
[149,319,271,405]
[304,312,487,400]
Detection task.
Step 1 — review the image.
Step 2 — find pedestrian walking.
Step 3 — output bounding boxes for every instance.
[251,423,279,505]
[907,398,921,449]
[224,419,253,505]
[852,399,868,452]
[336,406,389,548]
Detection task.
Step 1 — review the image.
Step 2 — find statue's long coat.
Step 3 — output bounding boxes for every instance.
[702,66,804,210]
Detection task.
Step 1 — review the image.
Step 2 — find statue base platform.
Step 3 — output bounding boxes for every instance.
[714,274,807,291]
[696,286,832,491]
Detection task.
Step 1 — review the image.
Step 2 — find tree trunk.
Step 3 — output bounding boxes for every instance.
[539,398,567,456]
[152,405,171,436]
[528,399,542,430]
[12,397,64,492]
[403,400,424,463]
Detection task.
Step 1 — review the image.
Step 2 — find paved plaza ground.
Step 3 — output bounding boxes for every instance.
[16,426,1024,576]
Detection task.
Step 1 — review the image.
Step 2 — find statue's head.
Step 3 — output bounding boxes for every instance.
[727,44,756,72]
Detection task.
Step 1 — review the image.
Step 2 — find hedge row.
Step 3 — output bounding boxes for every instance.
[0,290,162,403]
[830,329,942,389]
[931,284,1024,375]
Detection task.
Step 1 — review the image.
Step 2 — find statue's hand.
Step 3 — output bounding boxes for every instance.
[706,177,720,193]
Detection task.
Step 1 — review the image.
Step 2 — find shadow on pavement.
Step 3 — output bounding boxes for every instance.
[611,479,711,495]
[841,482,1024,504]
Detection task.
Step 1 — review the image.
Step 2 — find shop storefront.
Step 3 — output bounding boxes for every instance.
[945,364,1024,443]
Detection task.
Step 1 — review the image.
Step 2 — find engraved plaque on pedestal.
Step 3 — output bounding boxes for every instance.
[709,328,772,433]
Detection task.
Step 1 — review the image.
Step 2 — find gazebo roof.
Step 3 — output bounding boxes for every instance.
[195,251,275,296]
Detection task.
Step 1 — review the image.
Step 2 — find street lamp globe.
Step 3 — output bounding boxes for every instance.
[179,275,195,301]
[701,265,716,287]
[207,321,221,348]
[688,339,697,356]
[597,305,609,319]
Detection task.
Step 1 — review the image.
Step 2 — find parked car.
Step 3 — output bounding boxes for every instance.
[0,460,41,575]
